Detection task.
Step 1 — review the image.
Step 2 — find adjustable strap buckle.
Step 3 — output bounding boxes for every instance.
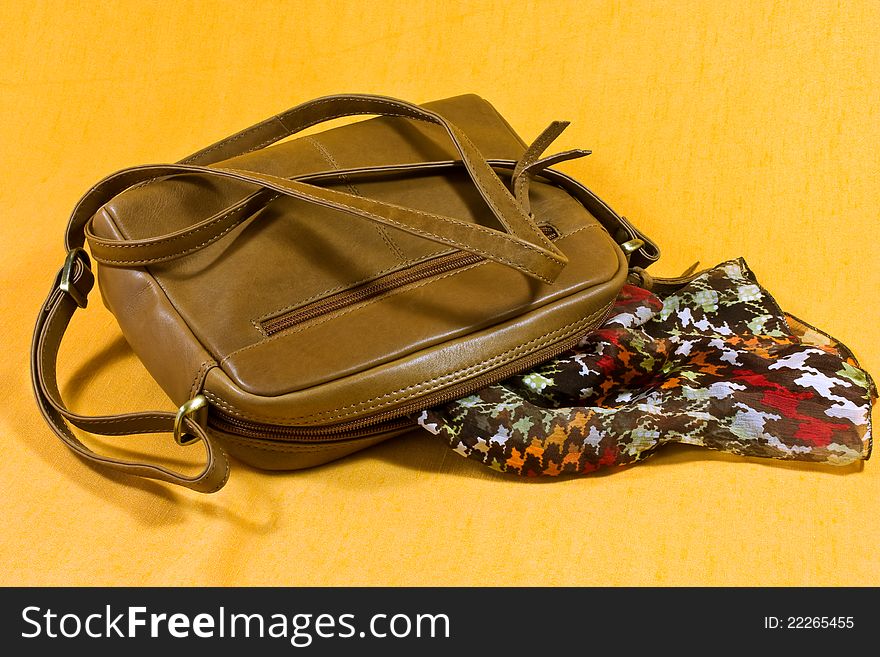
[59,247,92,308]
[173,395,209,446]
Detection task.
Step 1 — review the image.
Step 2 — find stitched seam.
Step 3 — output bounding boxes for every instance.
[77,101,456,228]
[41,295,229,490]
[75,162,266,233]
[269,204,556,282]
[528,125,563,163]
[41,304,172,428]
[514,126,561,203]
[375,223,406,260]
[161,423,227,492]
[276,98,436,135]
[190,103,430,165]
[455,127,550,246]
[529,152,580,173]
[556,223,598,239]
[181,122,276,164]
[304,137,406,261]
[314,200,557,279]
[255,260,482,339]
[250,225,588,333]
[73,169,182,227]
[248,225,592,339]
[234,133,283,158]
[189,360,215,398]
[206,306,606,423]
[210,461,231,492]
[184,102,442,165]
[86,165,564,276]
[445,126,515,235]
[41,300,77,424]
[204,302,611,423]
[252,248,455,325]
[515,170,529,205]
[192,432,220,491]
[89,193,277,249]
[55,221,228,506]
[454,127,545,244]
[81,427,167,435]
[514,136,563,201]
[305,137,360,195]
[225,260,487,361]
[94,220,245,265]
[536,166,633,237]
[41,310,102,442]
[223,168,561,260]
[173,97,554,265]
[74,415,172,425]
[204,442,231,493]
[164,164,565,274]
[211,434,397,453]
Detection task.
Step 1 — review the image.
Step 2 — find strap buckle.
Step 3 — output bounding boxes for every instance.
[59,247,92,308]
[173,395,209,446]
[619,239,645,257]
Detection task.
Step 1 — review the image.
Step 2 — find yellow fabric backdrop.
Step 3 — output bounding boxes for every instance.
[1,0,877,586]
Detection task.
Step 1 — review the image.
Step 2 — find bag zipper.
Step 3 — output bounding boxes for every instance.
[209,298,613,442]
[260,224,560,336]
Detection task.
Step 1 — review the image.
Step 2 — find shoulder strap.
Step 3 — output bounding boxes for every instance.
[70,94,567,284]
[80,162,564,283]
[32,249,229,493]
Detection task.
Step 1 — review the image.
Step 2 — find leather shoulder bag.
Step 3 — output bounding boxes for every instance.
[32,93,659,492]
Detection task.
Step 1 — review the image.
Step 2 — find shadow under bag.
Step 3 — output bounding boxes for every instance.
[31,93,658,492]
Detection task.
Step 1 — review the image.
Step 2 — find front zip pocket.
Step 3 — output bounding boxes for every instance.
[211,295,614,443]
[259,224,560,336]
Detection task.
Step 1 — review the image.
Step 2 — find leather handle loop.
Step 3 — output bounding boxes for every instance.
[31,259,230,493]
[68,94,567,284]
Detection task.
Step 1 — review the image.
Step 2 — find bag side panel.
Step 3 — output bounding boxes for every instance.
[93,207,215,406]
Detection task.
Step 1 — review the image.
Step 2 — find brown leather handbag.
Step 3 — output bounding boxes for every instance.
[32,94,658,492]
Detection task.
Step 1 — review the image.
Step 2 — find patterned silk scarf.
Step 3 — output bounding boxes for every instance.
[417,260,874,475]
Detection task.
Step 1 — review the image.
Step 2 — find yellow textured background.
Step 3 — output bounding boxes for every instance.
[1,0,877,586]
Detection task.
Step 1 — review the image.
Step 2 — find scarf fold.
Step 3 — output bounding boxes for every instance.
[417,259,874,476]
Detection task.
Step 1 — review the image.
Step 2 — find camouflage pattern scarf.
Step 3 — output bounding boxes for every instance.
[417,259,874,476]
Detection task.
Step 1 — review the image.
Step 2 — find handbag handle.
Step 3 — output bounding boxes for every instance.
[71,94,568,284]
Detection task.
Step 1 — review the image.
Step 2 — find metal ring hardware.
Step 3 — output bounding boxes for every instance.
[59,247,91,308]
[173,395,209,446]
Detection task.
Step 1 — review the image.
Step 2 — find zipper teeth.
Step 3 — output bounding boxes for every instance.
[261,252,482,334]
[209,415,415,441]
[209,301,611,442]
[260,224,560,336]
